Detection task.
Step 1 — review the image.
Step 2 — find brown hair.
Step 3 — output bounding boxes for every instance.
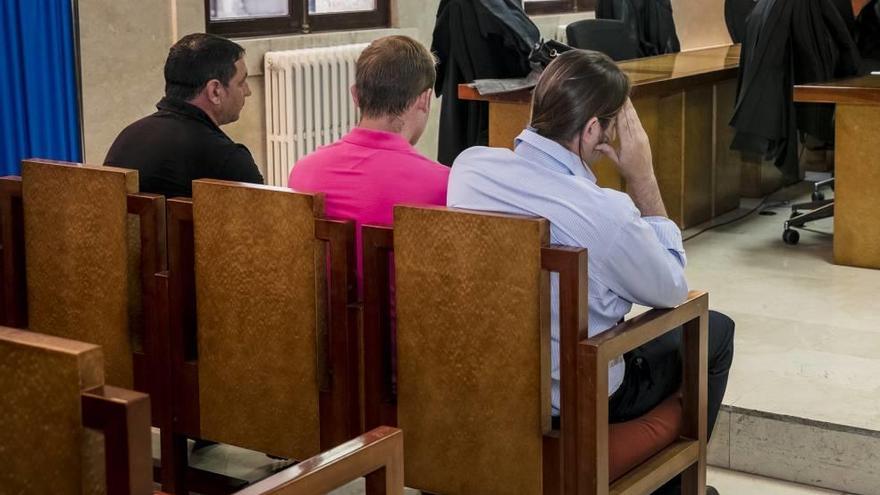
[355,35,437,118]
[530,49,631,145]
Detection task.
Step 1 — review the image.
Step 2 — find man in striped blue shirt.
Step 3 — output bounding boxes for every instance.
[448,50,733,495]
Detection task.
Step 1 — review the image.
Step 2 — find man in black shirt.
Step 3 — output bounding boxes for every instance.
[105,33,263,198]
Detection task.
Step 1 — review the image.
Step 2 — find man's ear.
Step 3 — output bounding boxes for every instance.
[204,79,223,105]
[350,85,360,107]
[582,116,601,142]
[416,88,432,113]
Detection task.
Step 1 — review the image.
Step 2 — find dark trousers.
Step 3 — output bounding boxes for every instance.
[609,310,735,494]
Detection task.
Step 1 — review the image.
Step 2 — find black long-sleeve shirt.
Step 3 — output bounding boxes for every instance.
[104,97,263,198]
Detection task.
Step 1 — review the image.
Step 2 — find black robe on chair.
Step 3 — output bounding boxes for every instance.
[725,0,758,43]
[431,0,538,165]
[597,0,680,56]
[853,0,880,69]
[730,0,861,180]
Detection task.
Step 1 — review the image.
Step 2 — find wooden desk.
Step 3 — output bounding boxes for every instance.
[795,76,880,269]
[459,45,744,228]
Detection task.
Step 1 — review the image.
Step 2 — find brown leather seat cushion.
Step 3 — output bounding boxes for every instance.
[609,395,683,481]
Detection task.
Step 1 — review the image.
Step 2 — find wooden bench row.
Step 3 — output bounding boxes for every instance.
[0,159,710,495]
[0,326,404,495]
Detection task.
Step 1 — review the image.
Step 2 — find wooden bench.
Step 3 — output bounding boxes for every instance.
[0,159,184,488]
[0,325,153,494]
[0,325,403,495]
[161,179,362,493]
[362,205,709,495]
[0,159,166,419]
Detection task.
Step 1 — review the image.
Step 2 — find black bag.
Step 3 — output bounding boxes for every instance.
[528,39,575,71]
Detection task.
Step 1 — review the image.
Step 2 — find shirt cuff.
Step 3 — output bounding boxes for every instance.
[643,216,686,263]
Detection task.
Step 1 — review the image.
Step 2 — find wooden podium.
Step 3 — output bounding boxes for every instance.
[795,76,880,269]
[459,45,744,228]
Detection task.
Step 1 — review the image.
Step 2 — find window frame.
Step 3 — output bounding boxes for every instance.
[205,0,390,37]
[523,0,596,15]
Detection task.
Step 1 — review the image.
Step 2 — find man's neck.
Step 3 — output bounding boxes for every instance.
[187,97,221,126]
[357,116,416,145]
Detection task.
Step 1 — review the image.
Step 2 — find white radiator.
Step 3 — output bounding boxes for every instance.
[264,43,368,186]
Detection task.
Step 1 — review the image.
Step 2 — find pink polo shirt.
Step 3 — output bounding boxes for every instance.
[288,127,450,292]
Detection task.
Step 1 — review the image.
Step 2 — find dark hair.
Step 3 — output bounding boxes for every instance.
[355,35,437,118]
[530,49,631,145]
[164,33,245,101]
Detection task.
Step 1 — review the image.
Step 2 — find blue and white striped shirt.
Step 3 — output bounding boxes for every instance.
[448,128,688,414]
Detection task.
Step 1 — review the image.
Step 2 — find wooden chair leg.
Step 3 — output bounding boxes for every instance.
[365,469,388,495]
[681,459,706,495]
[680,311,708,495]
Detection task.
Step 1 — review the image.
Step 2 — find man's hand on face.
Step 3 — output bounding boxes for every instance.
[595,98,655,183]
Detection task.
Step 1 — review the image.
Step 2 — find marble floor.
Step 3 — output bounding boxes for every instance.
[327,467,854,494]
[683,182,880,433]
[706,467,854,495]
[222,459,857,495]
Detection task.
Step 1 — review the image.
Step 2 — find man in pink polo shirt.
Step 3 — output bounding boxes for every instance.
[288,35,449,291]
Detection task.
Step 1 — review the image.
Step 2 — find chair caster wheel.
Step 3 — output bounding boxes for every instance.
[783,229,800,245]
[812,191,825,201]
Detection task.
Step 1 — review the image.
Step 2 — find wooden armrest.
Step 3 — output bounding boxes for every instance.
[234,426,404,495]
[581,290,708,362]
[81,386,153,495]
[574,291,709,493]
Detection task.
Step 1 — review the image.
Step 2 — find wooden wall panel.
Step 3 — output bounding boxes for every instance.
[640,93,686,226]
[683,86,715,227]
[488,102,531,150]
[714,80,743,216]
[740,155,784,198]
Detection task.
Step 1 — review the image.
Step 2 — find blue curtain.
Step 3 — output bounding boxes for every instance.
[0,0,82,175]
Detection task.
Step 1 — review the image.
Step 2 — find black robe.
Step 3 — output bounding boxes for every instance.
[853,0,880,68]
[729,0,861,180]
[597,0,680,56]
[431,0,538,165]
[725,0,758,43]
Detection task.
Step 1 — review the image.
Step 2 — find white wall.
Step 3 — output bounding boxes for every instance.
[78,0,725,167]
[672,0,732,50]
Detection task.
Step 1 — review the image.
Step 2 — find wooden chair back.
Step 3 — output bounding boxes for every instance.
[1,160,165,397]
[0,326,152,495]
[369,205,555,494]
[166,179,359,464]
[364,205,710,495]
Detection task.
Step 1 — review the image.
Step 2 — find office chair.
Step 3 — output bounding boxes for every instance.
[783,175,834,245]
[781,0,857,245]
[566,19,640,61]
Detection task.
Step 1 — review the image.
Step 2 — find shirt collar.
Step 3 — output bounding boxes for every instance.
[156,97,222,133]
[514,128,597,183]
[343,127,415,152]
